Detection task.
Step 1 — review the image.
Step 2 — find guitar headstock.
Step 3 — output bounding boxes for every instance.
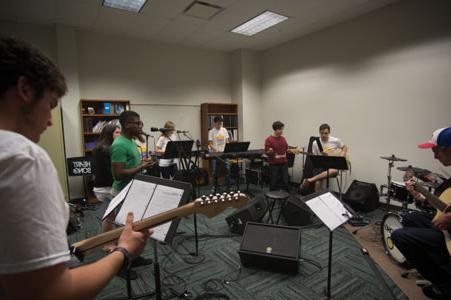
[193,191,248,218]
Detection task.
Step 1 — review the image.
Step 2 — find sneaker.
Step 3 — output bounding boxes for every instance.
[131,256,153,267]
[422,284,451,300]
[117,268,138,280]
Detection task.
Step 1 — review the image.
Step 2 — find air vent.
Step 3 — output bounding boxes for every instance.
[184,1,223,20]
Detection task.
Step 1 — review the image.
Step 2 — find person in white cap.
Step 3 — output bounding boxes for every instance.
[392,127,451,300]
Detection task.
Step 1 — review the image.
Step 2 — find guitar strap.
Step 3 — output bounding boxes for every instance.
[315,137,323,153]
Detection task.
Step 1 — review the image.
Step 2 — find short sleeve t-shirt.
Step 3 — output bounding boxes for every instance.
[208,127,229,152]
[111,135,141,191]
[156,134,178,167]
[0,130,70,275]
[312,136,344,155]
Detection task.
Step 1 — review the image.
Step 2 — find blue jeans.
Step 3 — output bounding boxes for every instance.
[211,159,231,190]
[160,164,178,179]
[392,211,450,284]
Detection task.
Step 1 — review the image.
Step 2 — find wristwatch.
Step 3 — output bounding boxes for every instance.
[112,246,132,270]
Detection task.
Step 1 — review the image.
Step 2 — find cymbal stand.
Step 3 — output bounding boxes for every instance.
[384,158,395,212]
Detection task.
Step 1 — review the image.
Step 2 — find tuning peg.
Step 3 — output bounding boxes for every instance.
[200,200,205,206]
[201,195,207,200]
[209,194,214,198]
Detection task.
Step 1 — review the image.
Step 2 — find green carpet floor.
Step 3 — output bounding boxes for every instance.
[68,185,407,300]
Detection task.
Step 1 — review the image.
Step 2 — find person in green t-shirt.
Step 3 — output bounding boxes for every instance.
[111,110,153,194]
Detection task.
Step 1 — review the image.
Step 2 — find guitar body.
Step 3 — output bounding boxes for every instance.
[432,187,451,255]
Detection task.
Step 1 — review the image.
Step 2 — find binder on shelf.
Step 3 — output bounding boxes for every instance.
[104,102,111,114]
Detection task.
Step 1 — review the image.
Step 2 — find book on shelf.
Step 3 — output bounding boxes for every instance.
[228,130,234,141]
[104,102,111,114]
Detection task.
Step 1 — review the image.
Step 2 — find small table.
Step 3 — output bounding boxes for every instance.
[265,190,290,224]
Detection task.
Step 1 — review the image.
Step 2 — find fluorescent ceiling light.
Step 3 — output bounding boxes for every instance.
[231,11,288,36]
[103,0,147,13]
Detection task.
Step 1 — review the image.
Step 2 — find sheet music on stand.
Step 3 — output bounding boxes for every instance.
[305,191,352,231]
[102,174,191,244]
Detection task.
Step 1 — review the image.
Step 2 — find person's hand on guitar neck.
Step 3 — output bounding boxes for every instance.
[405,178,426,202]
[117,212,153,257]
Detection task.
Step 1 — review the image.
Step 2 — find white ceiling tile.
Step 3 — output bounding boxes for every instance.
[140,0,192,19]
[0,0,401,51]
[55,0,101,30]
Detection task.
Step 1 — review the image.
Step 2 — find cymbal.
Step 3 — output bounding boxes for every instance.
[397,166,430,174]
[380,155,407,162]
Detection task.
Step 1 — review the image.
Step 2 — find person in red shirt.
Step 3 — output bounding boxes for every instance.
[265,121,290,191]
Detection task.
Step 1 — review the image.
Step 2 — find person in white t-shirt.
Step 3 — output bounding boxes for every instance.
[302,123,348,192]
[0,37,151,300]
[155,121,178,179]
[208,116,231,192]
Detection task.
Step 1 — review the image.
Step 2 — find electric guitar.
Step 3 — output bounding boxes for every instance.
[414,183,451,255]
[71,192,248,260]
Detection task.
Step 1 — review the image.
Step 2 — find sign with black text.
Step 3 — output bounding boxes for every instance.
[67,156,93,176]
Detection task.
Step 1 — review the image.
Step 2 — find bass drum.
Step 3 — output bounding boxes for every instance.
[381,212,407,265]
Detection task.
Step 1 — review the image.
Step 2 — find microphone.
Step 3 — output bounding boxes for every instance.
[150,127,171,132]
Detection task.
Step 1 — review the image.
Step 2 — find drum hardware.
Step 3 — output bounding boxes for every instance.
[381,212,407,266]
[380,154,408,212]
[380,155,407,162]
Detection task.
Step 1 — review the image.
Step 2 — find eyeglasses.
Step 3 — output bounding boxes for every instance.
[128,121,143,126]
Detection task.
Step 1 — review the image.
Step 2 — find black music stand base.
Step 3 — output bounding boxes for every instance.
[116,240,162,300]
[324,230,333,300]
[184,213,206,264]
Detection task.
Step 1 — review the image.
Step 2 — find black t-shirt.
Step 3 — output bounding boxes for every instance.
[92,145,113,188]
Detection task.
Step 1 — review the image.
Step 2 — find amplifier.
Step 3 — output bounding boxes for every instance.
[238,222,301,274]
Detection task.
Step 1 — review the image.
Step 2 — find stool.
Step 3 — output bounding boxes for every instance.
[265,190,290,224]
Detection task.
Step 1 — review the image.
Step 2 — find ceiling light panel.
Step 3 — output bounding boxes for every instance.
[231,11,288,36]
[103,0,147,13]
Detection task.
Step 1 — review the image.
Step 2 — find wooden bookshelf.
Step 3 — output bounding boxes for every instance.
[79,99,130,203]
[80,99,130,155]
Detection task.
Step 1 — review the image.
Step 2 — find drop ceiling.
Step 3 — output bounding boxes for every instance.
[0,0,399,51]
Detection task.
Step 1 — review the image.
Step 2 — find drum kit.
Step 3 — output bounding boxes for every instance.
[378,154,444,266]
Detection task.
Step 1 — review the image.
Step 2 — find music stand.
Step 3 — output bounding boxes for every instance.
[309,155,348,194]
[163,140,204,262]
[224,142,250,191]
[308,155,348,300]
[109,175,192,300]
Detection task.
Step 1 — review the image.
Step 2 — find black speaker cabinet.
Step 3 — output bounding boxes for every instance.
[238,222,301,274]
[344,180,379,212]
[226,197,267,234]
[283,197,312,226]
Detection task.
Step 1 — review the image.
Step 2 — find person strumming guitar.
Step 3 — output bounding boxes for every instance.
[392,127,451,300]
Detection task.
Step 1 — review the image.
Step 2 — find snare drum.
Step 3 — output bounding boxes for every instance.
[381,212,406,265]
[389,180,413,203]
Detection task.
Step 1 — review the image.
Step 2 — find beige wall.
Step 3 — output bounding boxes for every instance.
[231,50,263,148]
[0,21,69,199]
[261,0,451,187]
[77,31,231,105]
